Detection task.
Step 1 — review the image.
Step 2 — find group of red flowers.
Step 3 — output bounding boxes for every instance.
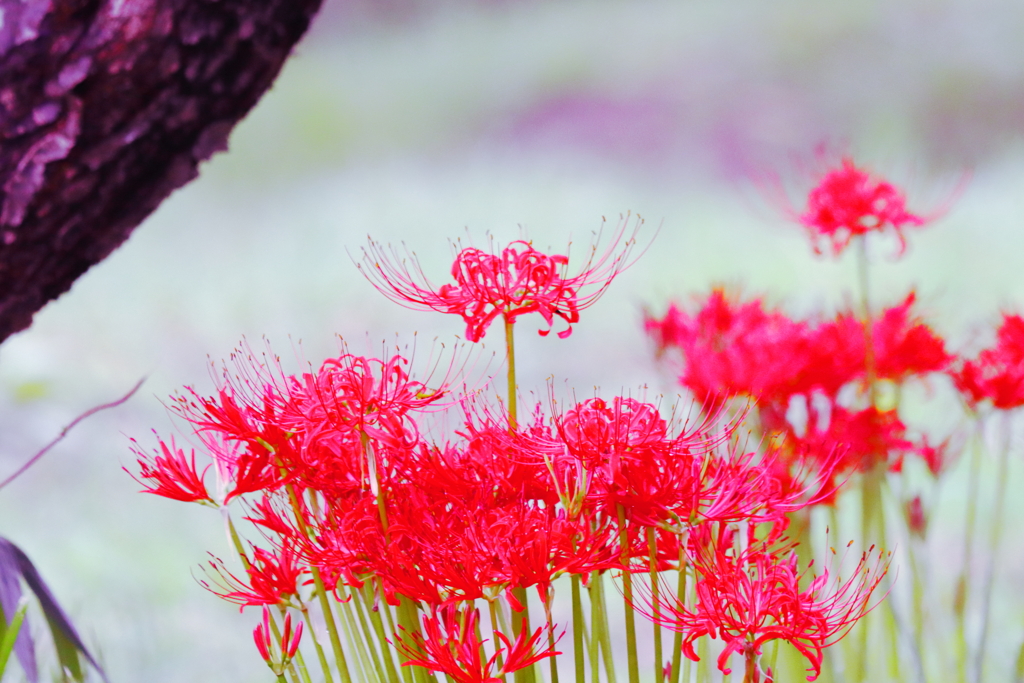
[130,158,1023,683]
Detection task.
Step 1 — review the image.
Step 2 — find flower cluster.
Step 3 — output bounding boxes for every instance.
[800,157,925,257]
[951,313,1024,410]
[132,212,886,683]
[636,525,887,682]
[134,354,881,679]
[645,288,951,497]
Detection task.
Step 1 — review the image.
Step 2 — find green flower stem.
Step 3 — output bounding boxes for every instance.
[359,431,391,537]
[285,483,351,683]
[905,537,927,681]
[571,574,586,683]
[350,589,385,683]
[955,417,984,681]
[350,584,392,683]
[226,517,306,683]
[697,635,709,683]
[225,514,251,569]
[670,544,687,683]
[504,317,537,683]
[616,505,640,683]
[593,574,618,683]
[365,589,402,683]
[855,231,883,679]
[0,600,27,680]
[505,317,518,429]
[589,576,601,683]
[855,234,877,405]
[335,595,371,682]
[512,587,536,683]
[543,589,561,683]
[289,639,313,683]
[273,606,311,683]
[488,599,507,681]
[974,409,1014,683]
[646,528,664,683]
[852,465,884,682]
[742,645,757,683]
[299,602,338,683]
[377,592,412,683]
[398,597,432,683]
[766,641,779,683]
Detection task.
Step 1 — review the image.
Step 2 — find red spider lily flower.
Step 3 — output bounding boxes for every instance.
[503,394,724,526]
[951,313,1024,410]
[808,294,949,390]
[280,351,452,495]
[795,405,912,476]
[684,445,836,525]
[168,384,293,501]
[395,604,560,683]
[203,544,306,609]
[644,290,815,405]
[162,342,454,501]
[648,290,949,410]
[359,215,643,342]
[253,606,303,676]
[299,494,384,596]
[801,157,925,257]
[633,524,888,681]
[285,353,450,448]
[385,484,572,604]
[871,293,951,381]
[127,436,214,504]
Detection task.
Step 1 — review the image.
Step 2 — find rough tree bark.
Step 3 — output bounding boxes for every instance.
[0,0,323,344]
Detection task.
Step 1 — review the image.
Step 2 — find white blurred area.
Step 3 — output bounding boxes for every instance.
[0,0,1023,680]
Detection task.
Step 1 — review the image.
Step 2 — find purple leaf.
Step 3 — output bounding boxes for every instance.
[0,537,108,682]
[0,538,38,683]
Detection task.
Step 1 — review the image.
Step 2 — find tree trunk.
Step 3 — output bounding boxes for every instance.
[0,0,323,343]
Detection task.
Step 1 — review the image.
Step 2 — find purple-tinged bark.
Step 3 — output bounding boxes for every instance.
[0,0,323,342]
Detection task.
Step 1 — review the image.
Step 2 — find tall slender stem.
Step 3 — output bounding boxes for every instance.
[351,584,391,683]
[853,233,879,683]
[489,599,507,681]
[340,590,375,683]
[503,316,535,683]
[590,575,601,683]
[511,587,535,683]
[226,517,306,683]
[505,316,518,429]
[398,598,432,683]
[670,544,687,683]
[299,601,339,683]
[360,431,390,534]
[647,528,664,683]
[285,484,351,683]
[974,409,1014,683]
[616,505,640,683]
[956,417,984,682]
[544,589,561,683]
[275,605,313,683]
[742,646,757,683]
[595,575,618,683]
[855,234,877,405]
[572,574,586,683]
[379,586,413,683]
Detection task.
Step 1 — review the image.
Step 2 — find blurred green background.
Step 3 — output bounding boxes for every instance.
[1,0,1024,680]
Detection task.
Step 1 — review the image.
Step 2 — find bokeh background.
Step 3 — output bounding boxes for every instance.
[1,0,1024,680]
